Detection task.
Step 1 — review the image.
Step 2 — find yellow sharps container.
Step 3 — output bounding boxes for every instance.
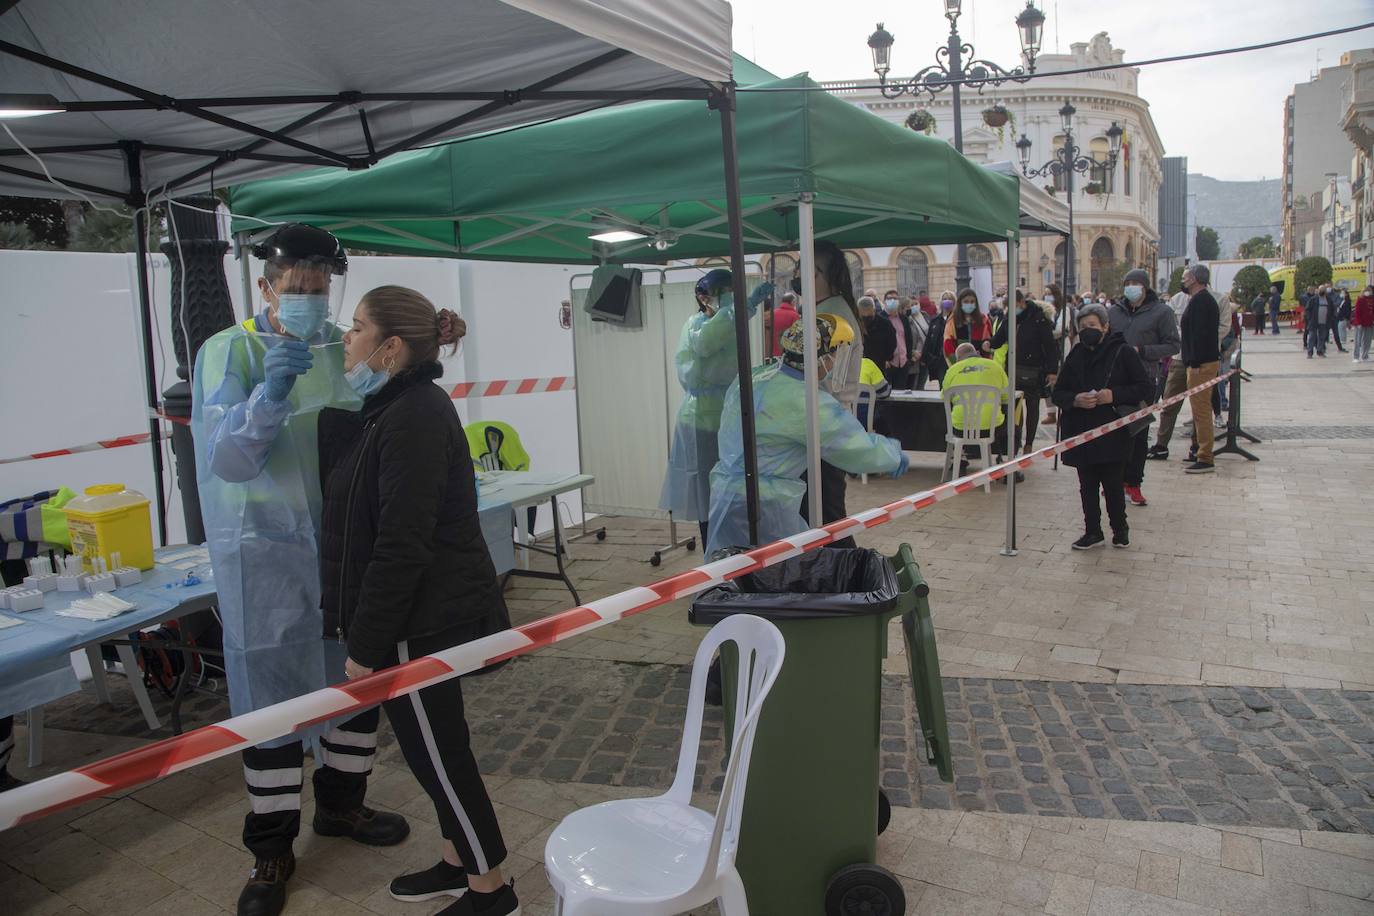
[64,484,155,571]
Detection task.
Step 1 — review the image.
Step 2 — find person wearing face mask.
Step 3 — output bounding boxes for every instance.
[859,295,897,371]
[1052,304,1153,549]
[919,291,956,388]
[902,296,929,390]
[1108,269,1180,506]
[1175,263,1222,473]
[660,269,771,548]
[942,288,992,359]
[192,225,409,916]
[882,289,914,389]
[1353,285,1374,362]
[318,286,519,916]
[795,240,866,548]
[705,314,906,556]
[990,290,1060,474]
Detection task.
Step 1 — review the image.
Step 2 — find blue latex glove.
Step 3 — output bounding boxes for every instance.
[262,338,313,401]
[891,451,910,479]
[748,281,774,311]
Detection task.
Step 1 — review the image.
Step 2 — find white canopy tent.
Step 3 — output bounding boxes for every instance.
[0,0,778,543]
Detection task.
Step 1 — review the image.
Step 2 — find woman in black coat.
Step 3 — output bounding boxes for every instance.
[991,290,1060,456]
[1051,303,1154,550]
[319,286,519,915]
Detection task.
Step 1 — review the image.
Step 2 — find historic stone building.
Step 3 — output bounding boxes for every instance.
[810,31,1165,298]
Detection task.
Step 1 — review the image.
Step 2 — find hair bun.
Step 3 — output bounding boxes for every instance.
[436,308,464,346]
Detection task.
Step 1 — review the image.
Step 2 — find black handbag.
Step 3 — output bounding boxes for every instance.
[1104,346,1151,435]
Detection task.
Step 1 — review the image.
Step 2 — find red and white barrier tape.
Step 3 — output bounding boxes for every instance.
[0,369,1234,830]
[0,431,170,467]
[449,376,574,399]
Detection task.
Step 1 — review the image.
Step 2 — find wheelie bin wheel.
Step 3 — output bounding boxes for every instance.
[596,529,606,541]
[877,789,891,835]
[824,864,906,916]
[651,552,662,567]
[687,537,697,551]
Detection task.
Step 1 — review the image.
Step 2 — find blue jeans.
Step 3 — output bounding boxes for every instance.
[1269,309,1280,334]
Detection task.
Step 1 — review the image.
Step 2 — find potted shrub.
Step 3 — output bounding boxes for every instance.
[905,109,936,135]
[1084,182,1102,195]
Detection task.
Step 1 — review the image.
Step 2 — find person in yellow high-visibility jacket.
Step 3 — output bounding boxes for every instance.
[942,342,1010,430]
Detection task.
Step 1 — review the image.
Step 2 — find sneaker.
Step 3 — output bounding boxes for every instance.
[391,861,468,902]
[1183,449,1197,463]
[1308,353,1314,359]
[237,853,295,916]
[313,804,410,847]
[1145,446,1168,461]
[1124,485,1147,507]
[1112,530,1130,548]
[436,881,520,916]
[1072,532,1105,550]
[1184,461,1215,474]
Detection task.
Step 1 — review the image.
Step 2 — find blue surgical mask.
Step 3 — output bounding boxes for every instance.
[717,292,735,310]
[276,293,330,340]
[345,344,390,396]
[961,301,977,314]
[884,298,900,313]
[1123,284,1144,303]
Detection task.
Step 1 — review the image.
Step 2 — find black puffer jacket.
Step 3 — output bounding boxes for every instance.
[1051,331,1153,469]
[318,363,508,669]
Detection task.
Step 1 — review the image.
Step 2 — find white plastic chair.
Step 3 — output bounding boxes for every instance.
[854,383,879,484]
[941,383,1003,493]
[544,614,786,916]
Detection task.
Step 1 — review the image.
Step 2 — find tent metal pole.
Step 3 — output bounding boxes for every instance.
[124,141,169,546]
[713,84,760,545]
[798,195,822,530]
[235,232,255,323]
[1002,234,1019,557]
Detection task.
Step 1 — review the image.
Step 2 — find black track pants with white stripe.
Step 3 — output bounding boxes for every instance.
[382,625,508,875]
[241,707,381,858]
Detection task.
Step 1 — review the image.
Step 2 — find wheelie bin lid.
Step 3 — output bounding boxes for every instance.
[690,548,899,624]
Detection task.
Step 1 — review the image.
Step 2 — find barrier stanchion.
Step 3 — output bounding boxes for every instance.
[1215,352,1260,462]
[0,369,1236,831]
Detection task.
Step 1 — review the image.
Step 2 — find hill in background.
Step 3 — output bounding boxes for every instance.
[1190,174,1282,259]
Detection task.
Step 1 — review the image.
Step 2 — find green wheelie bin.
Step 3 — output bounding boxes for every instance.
[690,544,952,916]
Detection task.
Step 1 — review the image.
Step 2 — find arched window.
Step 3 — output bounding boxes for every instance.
[1089,137,1111,192]
[1053,240,1066,286]
[1090,237,1114,292]
[1124,240,1134,267]
[967,244,993,269]
[845,251,865,301]
[895,248,929,298]
[1052,135,1068,191]
[767,253,797,295]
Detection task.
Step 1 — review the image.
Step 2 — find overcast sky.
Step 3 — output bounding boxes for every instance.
[727,0,1374,182]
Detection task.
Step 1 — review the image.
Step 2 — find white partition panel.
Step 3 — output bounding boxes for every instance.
[572,264,762,521]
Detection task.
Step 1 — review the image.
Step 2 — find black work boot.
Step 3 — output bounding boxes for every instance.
[313,804,410,846]
[237,852,295,916]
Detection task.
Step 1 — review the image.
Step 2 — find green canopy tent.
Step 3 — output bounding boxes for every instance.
[230,69,1025,549]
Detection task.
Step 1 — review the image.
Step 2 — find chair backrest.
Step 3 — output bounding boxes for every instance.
[855,384,878,433]
[668,614,785,895]
[942,383,1002,442]
[467,420,529,472]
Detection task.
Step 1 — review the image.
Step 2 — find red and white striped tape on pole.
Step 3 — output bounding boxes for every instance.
[0,369,1234,831]
[0,431,170,467]
[449,376,574,400]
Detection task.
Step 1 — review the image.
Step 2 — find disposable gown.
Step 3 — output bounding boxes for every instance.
[659,305,745,520]
[191,318,362,746]
[706,364,904,556]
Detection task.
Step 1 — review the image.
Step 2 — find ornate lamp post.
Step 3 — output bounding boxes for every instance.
[868,0,1045,292]
[1016,102,1122,295]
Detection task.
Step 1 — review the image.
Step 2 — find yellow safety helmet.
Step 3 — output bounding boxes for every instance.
[780,313,853,369]
[819,312,855,348]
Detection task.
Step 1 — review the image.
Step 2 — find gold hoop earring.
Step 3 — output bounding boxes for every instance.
[383,355,397,371]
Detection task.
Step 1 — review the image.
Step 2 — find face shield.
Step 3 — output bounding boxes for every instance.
[265,258,348,343]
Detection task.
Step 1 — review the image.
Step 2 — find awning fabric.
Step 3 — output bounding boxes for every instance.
[229,71,1022,261]
[0,0,733,201]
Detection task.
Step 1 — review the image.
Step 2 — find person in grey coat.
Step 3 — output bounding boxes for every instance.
[1108,268,1180,507]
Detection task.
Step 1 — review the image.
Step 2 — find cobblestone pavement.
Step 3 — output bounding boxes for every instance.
[1246,425,1374,440]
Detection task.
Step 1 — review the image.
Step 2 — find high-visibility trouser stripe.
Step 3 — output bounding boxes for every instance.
[318,738,375,774]
[248,792,303,815]
[400,640,490,874]
[243,766,301,790]
[0,731,13,769]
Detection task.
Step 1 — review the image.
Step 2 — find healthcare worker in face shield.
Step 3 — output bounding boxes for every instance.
[705,314,907,556]
[191,224,408,916]
[659,268,771,548]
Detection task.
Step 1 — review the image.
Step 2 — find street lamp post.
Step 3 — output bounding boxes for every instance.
[1015,102,1122,295]
[868,0,1045,293]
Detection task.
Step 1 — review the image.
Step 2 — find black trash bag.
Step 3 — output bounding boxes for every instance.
[691,548,899,624]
